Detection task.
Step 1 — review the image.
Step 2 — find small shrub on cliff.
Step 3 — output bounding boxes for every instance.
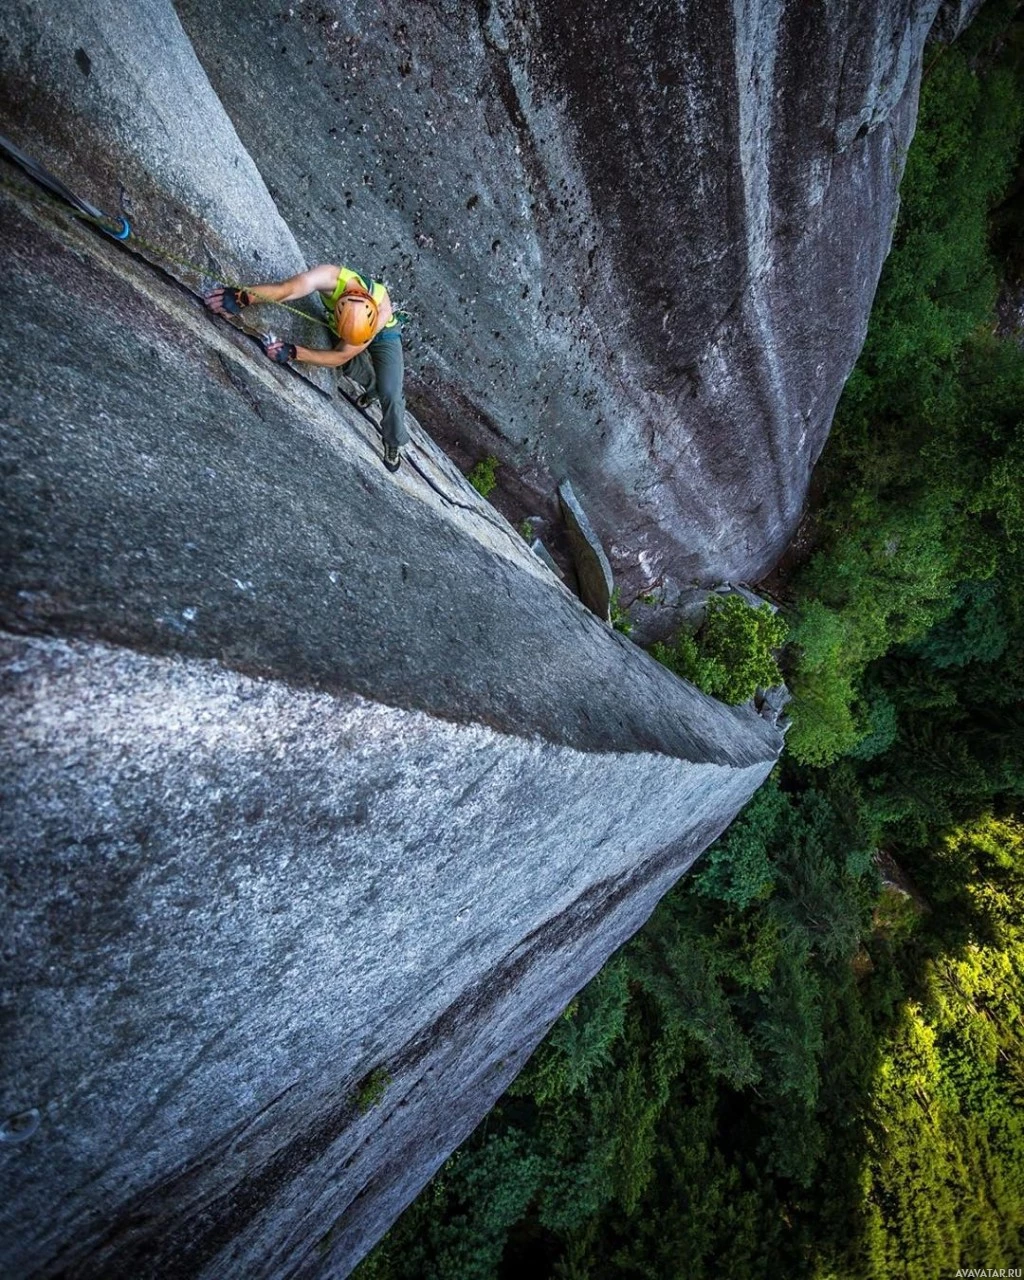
[651,594,787,704]
[650,630,720,694]
[609,587,633,635]
[466,455,499,497]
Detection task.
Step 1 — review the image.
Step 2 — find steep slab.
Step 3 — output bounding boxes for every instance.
[0,0,332,362]
[1,631,775,1279]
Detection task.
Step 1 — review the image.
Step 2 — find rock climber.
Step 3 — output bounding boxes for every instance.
[205,265,408,473]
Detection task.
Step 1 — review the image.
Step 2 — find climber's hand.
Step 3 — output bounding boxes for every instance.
[262,339,297,365]
[205,285,251,317]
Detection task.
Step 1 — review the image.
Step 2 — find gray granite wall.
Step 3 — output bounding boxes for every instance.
[173,0,943,599]
[0,12,781,1271]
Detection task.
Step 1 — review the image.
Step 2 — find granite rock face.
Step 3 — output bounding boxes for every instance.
[0,9,782,1275]
[0,0,966,1272]
[929,0,986,43]
[0,0,334,371]
[1,630,776,1280]
[175,0,945,600]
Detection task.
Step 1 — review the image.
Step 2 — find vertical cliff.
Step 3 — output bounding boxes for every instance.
[173,0,945,607]
[0,3,783,1276]
[0,0,956,1274]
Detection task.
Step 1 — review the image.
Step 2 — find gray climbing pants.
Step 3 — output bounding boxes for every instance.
[344,329,408,449]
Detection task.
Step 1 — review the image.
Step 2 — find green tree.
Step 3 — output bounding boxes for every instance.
[652,594,787,704]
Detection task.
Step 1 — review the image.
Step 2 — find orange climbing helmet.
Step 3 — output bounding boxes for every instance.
[335,287,378,345]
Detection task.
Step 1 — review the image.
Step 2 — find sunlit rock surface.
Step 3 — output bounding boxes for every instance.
[0,7,782,1274]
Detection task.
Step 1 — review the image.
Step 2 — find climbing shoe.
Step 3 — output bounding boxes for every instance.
[383,442,401,473]
[356,391,379,410]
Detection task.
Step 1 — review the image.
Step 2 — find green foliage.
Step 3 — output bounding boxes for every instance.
[856,889,1024,1279]
[509,959,630,1105]
[930,815,1024,945]
[650,627,719,692]
[785,19,1024,766]
[700,595,788,702]
[692,771,787,908]
[907,580,1007,669]
[358,770,880,1279]
[872,885,924,946]
[854,35,1023,410]
[466,455,499,497]
[633,774,873,1112]
[594,1070,789,1280]
[354,1132,551,1280]
[355,1066,392,1114]
[846,686,899,761]
[786,602,863,766]
[609,587,634,635]
[652,594,787,704]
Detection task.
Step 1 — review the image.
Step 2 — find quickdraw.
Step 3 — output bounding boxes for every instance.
[0,133,130,239]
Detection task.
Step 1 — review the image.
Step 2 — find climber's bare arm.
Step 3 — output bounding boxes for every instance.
[245,264,341,304]
[290,340,371,367]
[204,265,341,315]
[269,283,394,364]
[209,266,394,367]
